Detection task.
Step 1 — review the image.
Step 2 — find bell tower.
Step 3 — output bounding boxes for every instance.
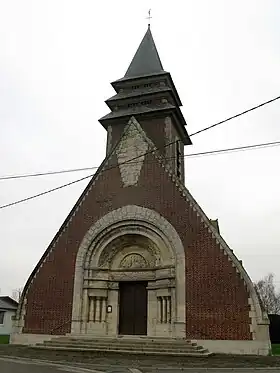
[99,26,192,183]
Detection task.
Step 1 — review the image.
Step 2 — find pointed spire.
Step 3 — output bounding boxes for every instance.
[124,26,164,79]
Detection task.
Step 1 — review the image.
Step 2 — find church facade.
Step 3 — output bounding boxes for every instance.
[12,27,270,355]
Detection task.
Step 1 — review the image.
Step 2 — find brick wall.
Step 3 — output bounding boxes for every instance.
[23,143,251,340]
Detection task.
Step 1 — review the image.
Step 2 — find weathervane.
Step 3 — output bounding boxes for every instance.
[146,9,152,26]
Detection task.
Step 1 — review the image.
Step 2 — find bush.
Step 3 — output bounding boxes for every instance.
[269,314,280,344]
[272,344,280,356]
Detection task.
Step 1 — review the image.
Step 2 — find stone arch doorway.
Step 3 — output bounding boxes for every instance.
[71,205,186,338]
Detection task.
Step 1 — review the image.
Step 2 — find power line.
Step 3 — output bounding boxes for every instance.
[0,140,178,182]
[0,173,94,210]
[2,95,280,182]
[1,139,280,182]
[189,95,280,137]
[186,140,280,157]
[0,167,96,181]
[1,139,280,210]
[0,172,126,210]
[0,140,177,210]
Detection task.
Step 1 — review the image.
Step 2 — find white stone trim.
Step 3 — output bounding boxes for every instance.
[116,117,149,187]
[10,333,56,346]
[71,205,186,338]
[164,116,173,172]
[195,339,271,356]
[106,125,112,155]
[86,222,174,269]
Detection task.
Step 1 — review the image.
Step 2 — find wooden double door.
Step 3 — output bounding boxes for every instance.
[119,281,148,335]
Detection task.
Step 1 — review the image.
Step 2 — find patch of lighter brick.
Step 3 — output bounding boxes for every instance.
[116,117,149,187]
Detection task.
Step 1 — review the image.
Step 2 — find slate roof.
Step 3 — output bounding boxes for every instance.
[124,26,165,79]
[106,86,172,103]
[0,296,18,311]
[100,102,176,122]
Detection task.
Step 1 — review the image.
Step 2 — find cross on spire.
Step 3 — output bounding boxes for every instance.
[146,9,152,26]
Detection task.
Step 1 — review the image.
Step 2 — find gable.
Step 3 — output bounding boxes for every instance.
[17,115,267,338]
[19,115,255,293]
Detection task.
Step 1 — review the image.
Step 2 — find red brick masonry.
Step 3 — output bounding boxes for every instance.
[22,145,251,340]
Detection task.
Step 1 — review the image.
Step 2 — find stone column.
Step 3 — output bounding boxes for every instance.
[147,285,157,337]
[157,296,162,323]
[162,297,167,324]
[107,284,119,336]
[95,297,101,322]
[101,297,107,322]
[81,289,89,333]
[167,297,171,324]
[88,297,94,321]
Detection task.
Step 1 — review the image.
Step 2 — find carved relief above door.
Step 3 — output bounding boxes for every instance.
[119,253,148,269]
[96,234,159,269]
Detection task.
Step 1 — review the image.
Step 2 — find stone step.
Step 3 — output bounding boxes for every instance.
[52,337,198,347]
[34,336,211,357]
[32,345,212,357]
[39,341,206,353]
[43,340,203,350]
[64,336,193,342]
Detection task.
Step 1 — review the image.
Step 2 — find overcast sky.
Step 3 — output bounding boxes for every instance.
[1,0,280,296]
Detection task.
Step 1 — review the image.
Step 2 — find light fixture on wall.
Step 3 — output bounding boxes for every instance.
[107,305,112,313]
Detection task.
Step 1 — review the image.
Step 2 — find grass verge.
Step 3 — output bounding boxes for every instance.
[0,335,10,344]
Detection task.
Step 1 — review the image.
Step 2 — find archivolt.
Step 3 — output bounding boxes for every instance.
[72,205,186,324]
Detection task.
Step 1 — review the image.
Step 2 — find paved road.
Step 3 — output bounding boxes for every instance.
[1,356,280,373]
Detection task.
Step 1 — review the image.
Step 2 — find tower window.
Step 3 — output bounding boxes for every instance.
[140,100,152,105]
[128,102,138,108]
[128,100,152,109]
